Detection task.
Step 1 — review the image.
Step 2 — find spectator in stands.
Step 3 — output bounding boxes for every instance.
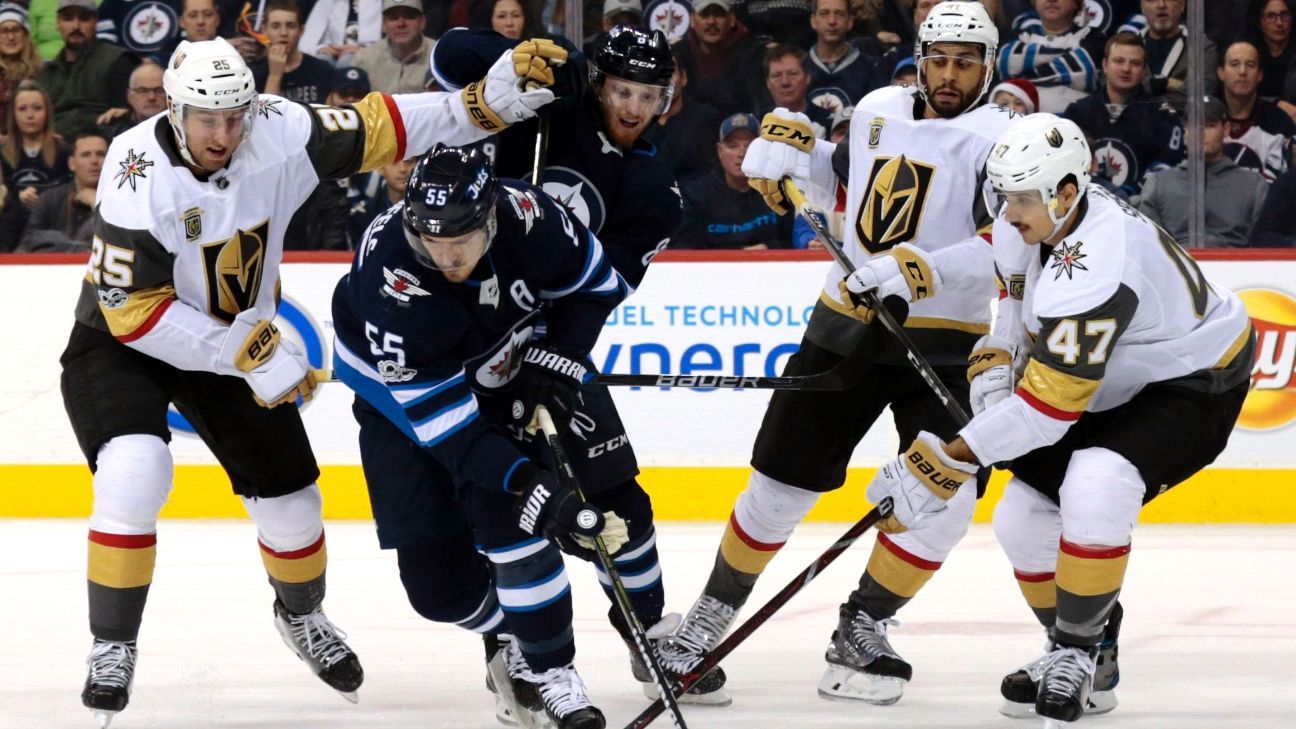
[891,55,917,85]
[1249,0,1295,101]
[1140,96,1270,248]
[353,0,433,94]
[1080,0,1140,36]
[1119,0,1217,111]
[301,0,384,63]
[1250,164,1296,245]
[347,155,414,245]
[1218,39,1296,180]
[672,0,761,116]
[676,112,793,249]
[0,80,69,249]
[737,0,814,46]
[808,0,884,113]
[642,54,723,186]
[38,0,140,138]
[762,44,832,138]
[28,0,68,61]
[17,130,105,251]
[999,0,1105,112]
[584,0,642,58]
[489,0,535,39]
[97,60,167,142]
[157,0,222,62]
[991,77,1039,113]
[0,4,41,85]
[251,0,334,104]
[1063,32,1184,198]
[97,0,184,58]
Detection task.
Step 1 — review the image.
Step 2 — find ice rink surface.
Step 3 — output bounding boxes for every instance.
[4,520,1294,729]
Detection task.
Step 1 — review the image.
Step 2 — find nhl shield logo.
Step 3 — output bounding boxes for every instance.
[183,207,202,242]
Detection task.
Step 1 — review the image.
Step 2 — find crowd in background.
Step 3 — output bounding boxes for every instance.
[0,0,1292,253]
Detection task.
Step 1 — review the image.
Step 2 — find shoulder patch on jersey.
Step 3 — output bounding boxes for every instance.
[1049,240,1089,280]
[382,267,431,303]
[504,185,545,232]
[114,149,155,191]
[257,97,284,119]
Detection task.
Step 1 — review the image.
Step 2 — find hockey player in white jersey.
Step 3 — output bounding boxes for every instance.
[655,1,1018,707]
[886,115,1253,726]
[61,35,567,727]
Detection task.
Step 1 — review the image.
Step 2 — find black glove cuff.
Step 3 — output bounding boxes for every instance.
[507,460,543,495]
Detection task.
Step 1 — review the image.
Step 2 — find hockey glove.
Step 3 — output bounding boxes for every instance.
[510,343,589,432]
[842,243,940,305]
[218,310,320,408]
[460,39,567,132]
[967,334,1020,415]
[742,108,817,215]
[867,431,978,533]
[512,463,629,558]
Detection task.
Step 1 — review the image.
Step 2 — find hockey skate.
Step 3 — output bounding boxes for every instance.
[652,595,735,706]
[519,663,605,729]
[485,634,545,728]
[817,605,912,705]
[273,600,364,702]
[610,607,731,706]
[1001,605,1121,719]
[82,639,137,728]
[1035,645,1098,727]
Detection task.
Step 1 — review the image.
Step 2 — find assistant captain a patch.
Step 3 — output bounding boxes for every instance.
[1050,240,1089,281]
[381,267,431,303]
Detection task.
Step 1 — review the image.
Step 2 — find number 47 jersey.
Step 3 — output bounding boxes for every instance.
[990,186,1254,424]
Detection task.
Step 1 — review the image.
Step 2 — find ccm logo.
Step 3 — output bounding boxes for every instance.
[764,124,813,146]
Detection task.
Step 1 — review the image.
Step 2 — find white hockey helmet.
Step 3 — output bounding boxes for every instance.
[163,38,259,167]
[915,1,999,105]
[984,114,1092,229]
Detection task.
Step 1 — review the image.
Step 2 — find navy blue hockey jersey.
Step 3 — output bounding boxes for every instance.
[1062,89,1184,197]
[331,180,628,493]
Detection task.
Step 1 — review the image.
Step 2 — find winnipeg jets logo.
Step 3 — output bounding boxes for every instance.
[114,149,154,191]
[381,267,431,302]
[1050,240,1089,280]
[476,326,535,388]
[541,166,606,233]
[505,186,543,233]
[124,2,177,50]
[257,98,283,119]
[646,0,690,43]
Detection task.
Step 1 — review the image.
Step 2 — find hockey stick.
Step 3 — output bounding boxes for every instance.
[531,115,551,185]
[780,178,972,428]
[623,498,894,729]
[534,407,690,729]
[324,369,858,391]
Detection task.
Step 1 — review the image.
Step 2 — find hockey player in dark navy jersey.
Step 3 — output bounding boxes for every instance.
[333,145,630,729]
[432,25,733,705]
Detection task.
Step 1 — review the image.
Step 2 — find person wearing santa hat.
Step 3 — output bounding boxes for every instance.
[991,77,1039,114]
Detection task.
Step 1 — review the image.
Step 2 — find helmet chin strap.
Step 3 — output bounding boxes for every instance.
[1043,192,1082,242]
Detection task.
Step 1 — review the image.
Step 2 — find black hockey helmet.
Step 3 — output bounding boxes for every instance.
[403,144,499,239]
[591,25,675,94]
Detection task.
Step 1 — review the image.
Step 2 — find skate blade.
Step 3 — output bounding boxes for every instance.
[817,665,904,705]
[93,709,119,728]
[998,699,1037,719]
[336,689,359,704]
[1040,718,1067,729]
[1088,689,1118,715]
[640,682,734,706]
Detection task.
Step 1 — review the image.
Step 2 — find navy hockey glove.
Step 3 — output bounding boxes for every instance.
[511,343,589,431]
[511,463,609,559]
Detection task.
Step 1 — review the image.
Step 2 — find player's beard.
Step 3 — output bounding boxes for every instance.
[926,82,979,119]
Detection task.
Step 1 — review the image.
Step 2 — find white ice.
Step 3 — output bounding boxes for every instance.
[4,520,1294,729]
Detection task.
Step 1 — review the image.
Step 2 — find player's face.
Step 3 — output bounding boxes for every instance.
[420,228,490,282]
[181,0,219,42]
[491,0,525,39]
[921,42,986,118]
[1103,43,1146,93]
[12,89,48,137]
[182,106,249,172]
[598,76,667,148]
[995,189,1056,244]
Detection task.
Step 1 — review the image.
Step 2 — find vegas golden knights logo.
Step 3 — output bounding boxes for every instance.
[200,220,269,323]
[1045,127,1064,148]
[856,154,936,253]
[868,117,885,148]
[183,207,202,242]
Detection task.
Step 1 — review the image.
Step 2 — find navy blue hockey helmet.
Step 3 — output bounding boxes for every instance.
[591,26,675,112]
[403,144,500,240]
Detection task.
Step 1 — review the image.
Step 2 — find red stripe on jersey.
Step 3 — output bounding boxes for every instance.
[980,232,992,244]
[88,530,157,548]
[727,513,784,551]
[878,532,942,571]
[1016,387,1083,421]
[1059,539,1131,560]
[998,288,1009,300]
[115,297,173,344]
[1013,569,1056,583]
[382,94,407,164]
[259,532,326,559]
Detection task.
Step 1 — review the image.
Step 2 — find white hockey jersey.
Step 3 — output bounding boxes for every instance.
[76,90,490,373]
[805,85,1020,364]
[960,186,1254,465]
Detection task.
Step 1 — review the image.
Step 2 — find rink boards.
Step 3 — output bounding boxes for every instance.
[2,250,1294,522]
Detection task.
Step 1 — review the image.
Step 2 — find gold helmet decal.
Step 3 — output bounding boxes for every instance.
[856,154,937,253]
[1045,127,1064,148]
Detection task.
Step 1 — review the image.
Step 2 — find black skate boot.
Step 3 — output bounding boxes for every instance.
[817,605,912,705]
[999,639,1056,718]
[82,639,137,728]
[610,607,730,706]
[273,600,364,702]
[484,634,545,728]
[520,664,605,729]
[1001,604,1122,719]
[1036,645,1097,727]
[653,595,734,706]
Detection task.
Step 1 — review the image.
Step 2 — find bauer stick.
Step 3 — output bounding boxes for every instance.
[780,178,972,428]
[324,368,871,391]
[534,406,690,729]
[531,114,551,185]
[623,498,894,729]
